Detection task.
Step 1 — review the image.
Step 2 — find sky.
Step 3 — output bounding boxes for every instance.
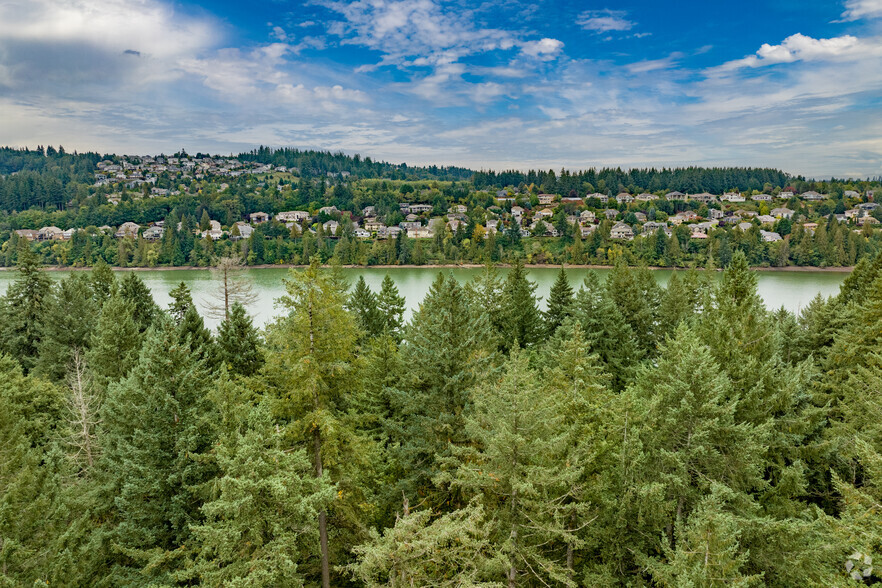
[1,0,882,177]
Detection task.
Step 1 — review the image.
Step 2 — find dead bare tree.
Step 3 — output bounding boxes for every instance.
[204,255,259,321]
[66,348,101,473]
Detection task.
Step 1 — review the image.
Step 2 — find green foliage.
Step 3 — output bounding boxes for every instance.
[0,246,53,372]
[545,265,574,336]
[216,302,264,377]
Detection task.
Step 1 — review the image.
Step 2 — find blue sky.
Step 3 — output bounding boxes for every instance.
[1,0,881,177]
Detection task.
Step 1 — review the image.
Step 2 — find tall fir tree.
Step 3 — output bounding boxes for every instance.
[0,244,52,373]
[35,273,99,382]
[349,276,382,341]
[376,274,406,340]
[216,302,264,377]
[545,265,575,336]
[499,258,542,352]
[119,272,158,333]
[86,293,142,393]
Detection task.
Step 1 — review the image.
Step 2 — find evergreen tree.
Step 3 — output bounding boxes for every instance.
[86,293,141,393]
[605,259,663,357]
[393,273,496,508]
[349,276,382,341]
[376,274,406,340]
[0,245,52,373]
[545,265,574,336]
[168,281,193,324]
[263,259,366,588]
[190,399,333,586]
[178,305,217,369]
[100,316,218,585]
[573,271,642,391]
[119,272,158,332]
[441,347,585,586]
[90,259,117,304]
[499,258,542,351]
[35,273,99,382]
[216,302,264,377]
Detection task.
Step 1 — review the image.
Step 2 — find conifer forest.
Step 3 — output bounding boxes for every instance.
[5,242,882,586]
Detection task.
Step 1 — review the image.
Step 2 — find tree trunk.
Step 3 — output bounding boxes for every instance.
[309,295,331,588]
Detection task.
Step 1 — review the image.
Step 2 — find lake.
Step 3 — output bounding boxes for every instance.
[0,267,848,330]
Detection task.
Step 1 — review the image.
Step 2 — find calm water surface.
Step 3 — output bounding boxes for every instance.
[0,267,847,330]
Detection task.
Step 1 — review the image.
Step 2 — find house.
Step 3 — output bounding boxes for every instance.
[381,226,402,239]
[610,222,634,240]
[353,228,371,238]
[844,190,860,199]
[322,220,340,235]
[757,215,777,225]
[538,193,556,205]
[778,191,795,199]
[665,191,687,201]
[407,227,433,238]
[771,207,795,219]
[364,218,385,232]
[318,206,340,216]
[250,211,270,224]
[633,212,647,222]
[691,221,716,235]
[231,222,253,240]
[448,204,467,214]
[635,193,656,202]
[580,210,596,223]
[737,222,753,231]
[201,229,225,240]
[409,204,433,214]
[37,226,64,240]
[209,220,222,231]
[690,232,709,240]
[689,192,717,204]
[511,206,524,218]
[709,208,725,220]
[586,193,609,204]
[115,222,140,238]
[603,209,620,220]
[670,211,699,225]
[561,196,583,205]
[534,208,554,220]
[801,191,826,201]
[14,229,38,241]
[858,202,879,212]
[752,193,773,202]
[642,221,668,234]
[580,225,596,238]
[276,210,310,222]
[143,226,164,241]
[845,208,861,220]
[858,215,880,226]
[447,219,464,232]
[760,230,782,242]
[615,192,634,204]
[362,206,377,217]
[486,219,500,233]
[721,192,745,202]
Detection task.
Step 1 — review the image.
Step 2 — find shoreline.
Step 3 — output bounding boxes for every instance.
[0,263,856,273]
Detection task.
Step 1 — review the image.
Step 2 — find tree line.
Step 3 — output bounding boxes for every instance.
[4,240,882,585]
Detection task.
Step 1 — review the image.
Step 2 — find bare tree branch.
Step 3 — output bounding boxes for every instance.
[203,255,259,321]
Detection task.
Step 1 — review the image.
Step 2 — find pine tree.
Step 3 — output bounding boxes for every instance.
[349,276,382,341]
[348,502,496,587]
[178,305,217,370]
[86,293,142,393]
[605,259,662,357]
[392,273,496,508]
[168,281,193,324]
[216,302,264,377]
[119,272,158,332]
[572,271,642,391]
[263,259,365,588]
[35,273,99,382]
[376,274,406,340]
[545,265,574,336]
[441,347,585,587]
[100,316,218,585]
[90,259,117,304]
[499,258,542,352]
[611,324,765,580]
[190,399,333,586]
[0,244,52,373]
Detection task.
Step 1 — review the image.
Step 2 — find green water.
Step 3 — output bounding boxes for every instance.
[0,267,847,329]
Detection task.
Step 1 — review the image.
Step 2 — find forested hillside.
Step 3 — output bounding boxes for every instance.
[3,242,882,585]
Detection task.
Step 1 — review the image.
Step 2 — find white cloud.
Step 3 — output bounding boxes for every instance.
[840,0,882,21]
[715,33,879,71]
[520,38,564,60]
[576,9,635,33]
[626,53,683,74]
